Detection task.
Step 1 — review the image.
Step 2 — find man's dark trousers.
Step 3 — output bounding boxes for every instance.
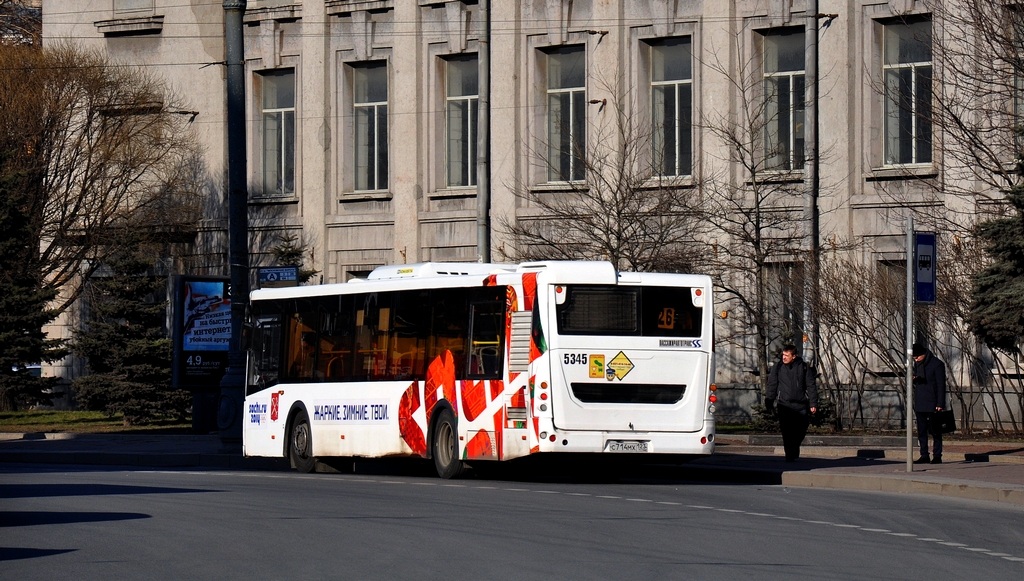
[778,405,810,461]
[915,411,943,459]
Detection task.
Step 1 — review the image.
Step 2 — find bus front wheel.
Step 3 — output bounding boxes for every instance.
[432,409,466,479]
[289,410,316,473]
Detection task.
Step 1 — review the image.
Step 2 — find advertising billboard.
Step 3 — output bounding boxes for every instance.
[172,276,231,391]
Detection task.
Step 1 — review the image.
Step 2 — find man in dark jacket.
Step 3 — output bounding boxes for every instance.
[766,344,818,462]
[912,343,947,464]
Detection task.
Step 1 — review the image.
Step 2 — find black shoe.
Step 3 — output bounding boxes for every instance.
[914,456,930,464]
[930,457,942,464]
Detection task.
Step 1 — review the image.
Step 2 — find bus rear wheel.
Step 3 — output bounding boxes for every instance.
[432,409,466,479]
[289,410,316,473]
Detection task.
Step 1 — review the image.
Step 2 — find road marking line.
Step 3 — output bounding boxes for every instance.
[132,469,1024,565]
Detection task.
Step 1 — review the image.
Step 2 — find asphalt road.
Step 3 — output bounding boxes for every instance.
[2,462,1022,580]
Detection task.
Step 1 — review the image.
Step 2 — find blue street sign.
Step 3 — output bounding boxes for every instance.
[258,266,299,288]
[914,231,936,304]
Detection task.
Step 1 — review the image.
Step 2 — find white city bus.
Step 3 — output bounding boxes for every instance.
[242,261,717,478]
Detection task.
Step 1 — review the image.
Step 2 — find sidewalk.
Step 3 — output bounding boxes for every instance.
[699,435,1024,507]
[1,432,1022,507]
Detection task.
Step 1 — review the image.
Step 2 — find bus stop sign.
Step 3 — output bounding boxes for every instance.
[914,231,936,304]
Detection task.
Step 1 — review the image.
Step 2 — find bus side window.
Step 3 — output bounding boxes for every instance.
[247,315,281,395]
[354,292,392,380]
[468,300,504,379]
[286,302,320,381]
[429,289,468,376]
[389,290,430,380]
[318,296,355,381]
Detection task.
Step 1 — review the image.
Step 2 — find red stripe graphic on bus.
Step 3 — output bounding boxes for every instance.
[531,416,541,454]
[521,272,545,361]
[489,379,503,401]
[399,382,426,456]
[464,407,507,461]
[509,386,526,408]
[462,379,487,422]
[424,350,458,422]
[465,429,493,460]
[522,272,537,310]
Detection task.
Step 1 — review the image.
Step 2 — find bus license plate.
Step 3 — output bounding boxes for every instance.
[605,440,650,453]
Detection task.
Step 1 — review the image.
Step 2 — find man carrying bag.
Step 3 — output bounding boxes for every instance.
[912,343,948,464]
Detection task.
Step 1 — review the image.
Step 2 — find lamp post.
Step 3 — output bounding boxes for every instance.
[219,0,248,442]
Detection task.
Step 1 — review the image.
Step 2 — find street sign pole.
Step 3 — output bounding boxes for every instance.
[908,228,937,471]
[906,215,914,473]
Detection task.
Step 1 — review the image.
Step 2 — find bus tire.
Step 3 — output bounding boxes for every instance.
[432,408,466,479]
[289,410,316,473]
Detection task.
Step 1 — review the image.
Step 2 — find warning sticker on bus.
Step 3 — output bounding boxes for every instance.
[606,351,634,380]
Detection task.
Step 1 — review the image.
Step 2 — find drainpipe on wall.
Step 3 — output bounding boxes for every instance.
[804,2,822,366]
[476,0,491,263]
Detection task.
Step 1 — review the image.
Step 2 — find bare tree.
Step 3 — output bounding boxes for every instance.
[925,0,1024,194]
[497,79,707,274]
[0,0,40,47]
[908,1,1024,433]
[814,245,910,429]
[696,37,814,394]
[0,42,205,316]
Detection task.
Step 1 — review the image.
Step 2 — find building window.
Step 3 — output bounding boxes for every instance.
[445,55,478,188]
[883,19,932,166]
[114,0,153,14]
[353,62,388,192]
[650,37,693,177]
[260,69,295,196]
[763,30,805,171]
[546,46,586,182]
[765,262,805,352]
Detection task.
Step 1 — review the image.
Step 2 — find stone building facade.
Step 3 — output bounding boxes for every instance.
[42,1,1011,425]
